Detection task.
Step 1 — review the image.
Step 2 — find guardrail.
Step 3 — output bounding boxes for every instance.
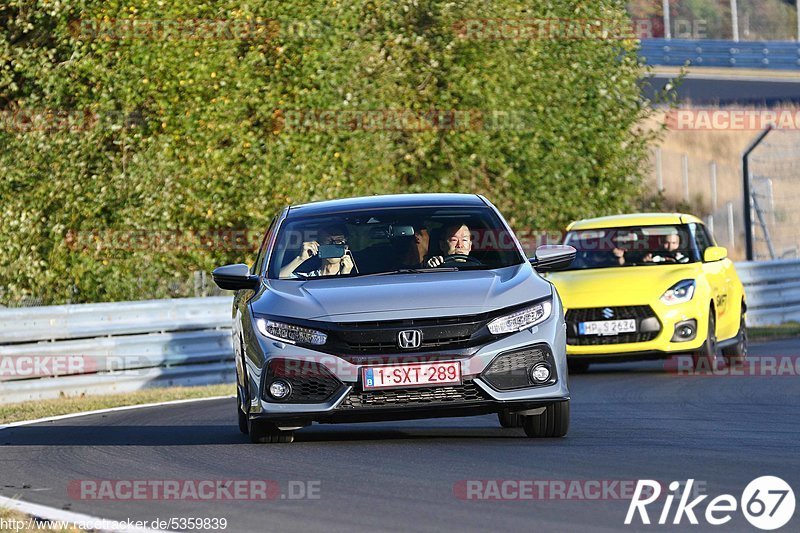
[0,259,797,404]
[736,259,800,326]
[640,39,800,70]
[0,297,235,404]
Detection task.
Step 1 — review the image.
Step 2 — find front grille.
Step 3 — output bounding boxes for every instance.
[565,305,660,345]
[328,315,489,355]
[263,359,343,403]
[482,345,556,390]
[344,335,474,353]
[338,381,488,409]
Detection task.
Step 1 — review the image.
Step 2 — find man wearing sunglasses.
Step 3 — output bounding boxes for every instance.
[279,224,355,278]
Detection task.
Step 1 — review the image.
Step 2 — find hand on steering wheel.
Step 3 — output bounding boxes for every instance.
[427,254,483,267]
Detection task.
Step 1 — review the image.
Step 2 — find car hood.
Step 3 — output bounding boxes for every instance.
[546,264,702,309]
[254,264,552,321]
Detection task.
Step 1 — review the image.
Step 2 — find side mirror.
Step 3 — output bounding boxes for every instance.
[212,264,260,291]
[703,246,727,262]
[529,245,576,271]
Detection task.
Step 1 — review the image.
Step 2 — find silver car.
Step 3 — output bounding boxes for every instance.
[213,194,575,443]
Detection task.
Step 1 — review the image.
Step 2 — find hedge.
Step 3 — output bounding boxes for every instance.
[0,1,656,304]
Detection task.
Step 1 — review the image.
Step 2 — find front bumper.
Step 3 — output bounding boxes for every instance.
[565,300,707,358]
[243,303,570,423]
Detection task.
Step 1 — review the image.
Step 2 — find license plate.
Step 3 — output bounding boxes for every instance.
[362,361,462,390]
[578,319,637,336]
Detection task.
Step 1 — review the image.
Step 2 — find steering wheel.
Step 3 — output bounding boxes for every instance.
[441,254,483,266]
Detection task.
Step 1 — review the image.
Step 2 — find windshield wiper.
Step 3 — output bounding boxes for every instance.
[358,267,459,277]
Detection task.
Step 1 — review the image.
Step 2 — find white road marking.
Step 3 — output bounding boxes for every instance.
[0,395,234,431]
[0,395,237,531]
[0,494,170,532]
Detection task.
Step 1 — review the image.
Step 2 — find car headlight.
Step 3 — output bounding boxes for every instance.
[488,301,552,335]
[660,279,696,305]
[256,318,327,345]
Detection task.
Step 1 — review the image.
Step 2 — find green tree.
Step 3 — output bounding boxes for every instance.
[1,1,656,304]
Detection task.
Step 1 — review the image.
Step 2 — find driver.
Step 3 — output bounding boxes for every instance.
[643,232,689,264]
[279,224,354,278]
[426,223,472,267]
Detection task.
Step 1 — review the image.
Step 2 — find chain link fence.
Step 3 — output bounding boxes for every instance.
[628,0,800,41]
[648,146,746,259]
[747,129,800,260]
[648,125,800,262]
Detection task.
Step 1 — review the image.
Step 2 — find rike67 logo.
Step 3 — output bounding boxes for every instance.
[626,477,795,530]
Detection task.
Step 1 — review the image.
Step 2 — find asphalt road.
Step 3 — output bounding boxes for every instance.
[2,339,798,532]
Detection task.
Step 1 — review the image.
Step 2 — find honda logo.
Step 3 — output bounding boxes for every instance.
[602,308,615,319]
[398,330,422,349]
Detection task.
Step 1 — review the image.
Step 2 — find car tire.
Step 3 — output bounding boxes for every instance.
[568,360,590,374]
[722,310,747,367]
[692,311,717,372]
[237,388,249,435]
[522,400,569,438]
[248,418,295,444]
[498,411,522,428]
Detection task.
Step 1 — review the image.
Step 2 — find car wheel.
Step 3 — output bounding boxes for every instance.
[237,388,248,435]
[692,311,717,371]
[522,400,569,438]
[248,418,295,444]
[498,411,522,428]
[722,310,747,367]
[568,360,590,374]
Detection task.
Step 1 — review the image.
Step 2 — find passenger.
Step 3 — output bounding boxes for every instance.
[279,224,354,278]
[426,223,472,267]
[643,233,689,264]
[611,236,627,266]
[610,233,649,266]
[399,225,431,268]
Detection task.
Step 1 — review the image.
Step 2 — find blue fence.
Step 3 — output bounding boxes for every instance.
[640,39,800,70]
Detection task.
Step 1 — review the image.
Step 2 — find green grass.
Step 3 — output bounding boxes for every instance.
[0,383,234,425]
[748,323,800,342]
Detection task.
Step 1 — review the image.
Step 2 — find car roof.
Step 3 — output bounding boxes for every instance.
[566,213,704,231]
[287,193,487,217]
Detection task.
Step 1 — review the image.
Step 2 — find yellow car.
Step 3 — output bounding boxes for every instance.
[546,213,747,372]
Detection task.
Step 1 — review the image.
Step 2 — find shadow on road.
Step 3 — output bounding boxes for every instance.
[0,423,540,446]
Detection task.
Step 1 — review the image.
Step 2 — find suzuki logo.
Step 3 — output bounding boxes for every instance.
[602,308,615,319]
[398,330,422,349]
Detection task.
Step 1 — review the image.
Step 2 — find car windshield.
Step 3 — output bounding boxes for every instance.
[268,206,525,279]
[562,224,700,270]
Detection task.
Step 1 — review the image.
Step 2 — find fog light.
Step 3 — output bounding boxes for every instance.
[529,364,551,383]
[268,380,292,400]
[671,319,698,342]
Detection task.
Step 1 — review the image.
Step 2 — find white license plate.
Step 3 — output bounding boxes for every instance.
[362,361,462,390]
[578,319,637,336]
